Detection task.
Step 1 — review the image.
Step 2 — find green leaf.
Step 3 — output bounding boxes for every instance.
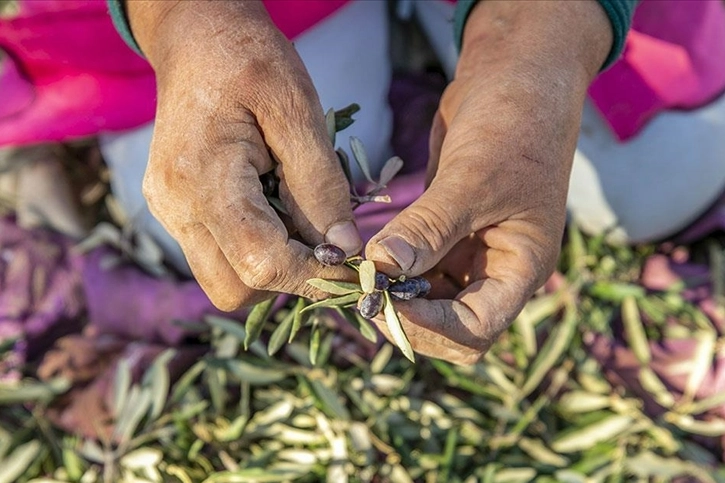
[206,367,227,414]
[492,468,537,483]
[306,278,361,295]
[377,156,404,187]
[309,320,321,366]
[113,358,131,418]
[518,437,568,467]
[244,297,276,350]
[520,303,577,397]
[0,378,70,405]
[334,103,360,132]
[170,359,206,404]
[335,306,377,343]
[142,348,176,421]
[358,260,376,294]
[325,108,336,146]
[371,343,393,373]
[0,440,41,483]
[383,291,414,362]
[557,391,611,414]
[268,308,296,356]
[301,292,359,312]
[288,298,306,343]
[113,385,153,444]
[588,281,645,302]
[350,136,374,182]
[683,331,716,401]
[62,445,86,480]
[665,413,725,436]
[638,367,675,408]
[205,315,247,341]
[336,148,355,187]
[221,359,289,385]
[552,414,633,453]
[626,451,716,483]
[308,379,350,420]
[202,467,310,483]
[622,296,651,365]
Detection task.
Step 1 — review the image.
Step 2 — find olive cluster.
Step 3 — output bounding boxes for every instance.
[313,243,431,320]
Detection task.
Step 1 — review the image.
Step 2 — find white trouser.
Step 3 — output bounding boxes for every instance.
[99,0,725,275]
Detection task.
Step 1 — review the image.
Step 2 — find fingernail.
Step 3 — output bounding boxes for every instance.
[379,236,415,271]
[325,221,362,256]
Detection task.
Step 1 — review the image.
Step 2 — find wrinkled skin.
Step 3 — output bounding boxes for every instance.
[365,1,613,364]
[128,1,362,310]
[128,1,612,364]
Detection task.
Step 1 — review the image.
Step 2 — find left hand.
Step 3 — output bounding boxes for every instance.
[365,0,613,365]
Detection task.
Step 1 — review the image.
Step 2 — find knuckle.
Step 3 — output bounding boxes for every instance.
[515,243,556,291]
[403,203,462,253]
[246,256,281,291]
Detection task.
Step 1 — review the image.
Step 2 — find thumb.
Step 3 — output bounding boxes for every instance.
[365,180,474,277]
[260,89,362,257]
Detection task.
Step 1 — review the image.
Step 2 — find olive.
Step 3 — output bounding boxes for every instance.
[411,276,431,298]
[358,291,384,319]
[313,243,347,266]
[375,272,391,291]
[388,279,420,301]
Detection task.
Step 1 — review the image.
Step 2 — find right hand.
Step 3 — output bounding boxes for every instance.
[126,1,362,310]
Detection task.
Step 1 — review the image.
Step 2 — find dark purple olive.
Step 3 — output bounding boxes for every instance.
[388,279,420,301]
[314,243,346,266]
[411,276,431,298]
[259,172,278,197]
[375,272,390,291]
[357,291,384,319]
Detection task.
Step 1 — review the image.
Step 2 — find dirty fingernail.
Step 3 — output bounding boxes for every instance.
[379,236,415,271]
[325,221,362,256]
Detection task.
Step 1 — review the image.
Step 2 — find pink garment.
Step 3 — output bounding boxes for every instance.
[588,0,725,141]
[0,0,349,147]
[2,0,724,147]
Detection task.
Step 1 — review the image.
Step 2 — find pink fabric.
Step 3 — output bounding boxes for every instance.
[0,0,156,146]
[0,0,349,147]
[588,0,725,141]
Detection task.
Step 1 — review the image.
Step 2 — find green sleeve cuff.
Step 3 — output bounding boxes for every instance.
[453,0,640,71]
[107,0,144,56]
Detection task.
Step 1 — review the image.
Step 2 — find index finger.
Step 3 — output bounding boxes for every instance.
[204,164,356,299]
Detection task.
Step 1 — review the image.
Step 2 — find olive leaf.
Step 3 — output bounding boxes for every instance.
[334,103,360,132]
[336,307,378,344]
[552,414,633,453]
[377,156,404,187]
[0,440,41,483]
[244,297,276,350]
[622,296,651,365]
[113,358,132,417]
[358,260,376,294]
[325,108,336,146]
[268,309,297,357]
[301,293,360,312]
[289,298,307,343]
[383,291,414,362]
[336,148,356,190]
[142,348,176,421]
[309,320,322,366]
[349,136,374,183]
[306,278,361,295]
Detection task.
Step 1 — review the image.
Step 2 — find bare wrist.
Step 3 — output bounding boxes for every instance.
[126,0,271,69]
[458,0,613,87]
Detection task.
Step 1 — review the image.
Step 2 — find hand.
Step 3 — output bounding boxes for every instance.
[366,0,613,365]
[126,1,362,310]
